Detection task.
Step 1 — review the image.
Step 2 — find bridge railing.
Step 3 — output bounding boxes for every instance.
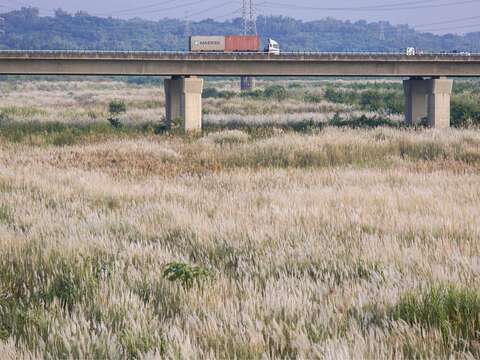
[0,50,478,57]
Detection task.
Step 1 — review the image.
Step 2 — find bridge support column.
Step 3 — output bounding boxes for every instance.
[403,77,453,128]
[427,77,453,129]
[164,76,204,131]
[240,76,255,91]
[403,78,428,126]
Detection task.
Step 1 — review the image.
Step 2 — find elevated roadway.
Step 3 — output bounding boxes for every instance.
[0,51,479,77]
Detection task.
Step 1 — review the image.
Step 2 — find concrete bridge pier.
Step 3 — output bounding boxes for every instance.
[164,76,204,131]
[403,77,453,128]
[240,76,255,91]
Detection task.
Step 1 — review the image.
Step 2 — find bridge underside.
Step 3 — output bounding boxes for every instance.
[403,77,453,128]
[164,75,455,131]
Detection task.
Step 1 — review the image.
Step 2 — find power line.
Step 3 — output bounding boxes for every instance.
[184,0,234,19]
[416,15,480,28]
[94,0,179,16]
[2,0,54,13]
[419,22,480,32]
[259,0,480,12]
[210,6,243,21]
[94,0,235,18]
[127,0,207,16]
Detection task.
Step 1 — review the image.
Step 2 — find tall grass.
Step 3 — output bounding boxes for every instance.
[1,79,480,357]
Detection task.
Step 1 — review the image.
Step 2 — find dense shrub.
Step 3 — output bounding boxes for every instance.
[304,92,322,103]
[163,262,211,289]
[108,100,127,128]
[203,88,236,99]
[239,86,288,101]
[360,90,384,111]
[451,97,480,127]
[240,89,264,99]
[263,85,287,101]
[329,114,401,128]
[325,87,403,114]
[108,100,127,116]
[0,121,160,146]
[324,87,359,104]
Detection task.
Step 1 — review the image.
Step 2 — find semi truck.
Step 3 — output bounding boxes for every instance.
[189,35,280,54]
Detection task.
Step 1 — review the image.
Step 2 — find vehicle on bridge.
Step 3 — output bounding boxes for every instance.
[405,47,416,56]
[452,50,472,56]
[264,39,280,55]
[189,35,280,54]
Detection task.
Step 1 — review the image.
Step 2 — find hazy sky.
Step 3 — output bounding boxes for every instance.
[5,0,480,34]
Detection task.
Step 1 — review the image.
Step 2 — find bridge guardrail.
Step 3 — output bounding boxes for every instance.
[0,50,478,56]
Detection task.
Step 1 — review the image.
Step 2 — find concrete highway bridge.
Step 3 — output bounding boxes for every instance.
[1,50,480,130]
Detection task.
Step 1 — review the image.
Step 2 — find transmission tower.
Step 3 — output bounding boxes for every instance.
[241,0,257,90]
[379,22,385,41]
[0,17,5,38]
[185,11,191,38]
[242,0,247,34]
[242,0,257,35]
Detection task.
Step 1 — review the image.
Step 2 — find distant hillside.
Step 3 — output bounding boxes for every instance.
[0,7,479,52]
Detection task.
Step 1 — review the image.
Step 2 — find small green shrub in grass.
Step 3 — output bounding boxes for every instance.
[120,329,164,359]
[203,88,236,99]
[263,85,287,101]
[329,114,401,129]
[304,92,322,103]
[203,87,220,98]
[163,262,210,289]
[108,100,127,116]
[0,204,13,225]
[391,285,480,353]
[451,97,480,127]
[240,89,263,99]
[108,100,127,128]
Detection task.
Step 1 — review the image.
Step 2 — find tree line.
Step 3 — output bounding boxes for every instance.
[0,7,479,52]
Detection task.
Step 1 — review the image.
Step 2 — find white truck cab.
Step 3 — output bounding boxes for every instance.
[265,39,280,55]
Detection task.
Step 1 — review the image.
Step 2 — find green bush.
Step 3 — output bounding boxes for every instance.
[383,92,404,114]
[240,89,264,99]
[0,121,159,146]
[203,88,236,99]
[0,204,13,225]
[391,285,480,353]
[108,100,127,128]
[329,114,401,128]
[360,90,384,111]
[263,85,287,101]
[304,92,322,103]
[163,262,210,289]
[203,88,220,98]
[451,97,480,127]
[324,88,403,114]
[108,100,127,116]
[240,86,288,101]
[324,87,359,105]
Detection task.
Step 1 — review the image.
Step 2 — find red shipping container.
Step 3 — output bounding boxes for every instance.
[225,35,260,52]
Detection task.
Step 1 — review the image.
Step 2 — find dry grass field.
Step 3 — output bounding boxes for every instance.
[1,78,480,358]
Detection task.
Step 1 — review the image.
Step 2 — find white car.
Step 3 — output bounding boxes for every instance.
[405,47,416,56]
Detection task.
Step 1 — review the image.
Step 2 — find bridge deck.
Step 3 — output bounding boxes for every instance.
[0,51,479,76]
[0,50,479,60]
